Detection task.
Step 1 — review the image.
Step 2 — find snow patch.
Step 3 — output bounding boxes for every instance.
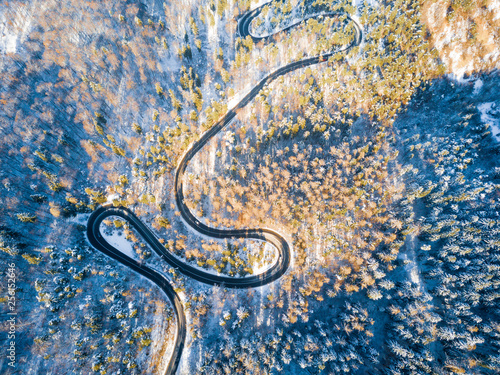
[445,46,476,82]
[0,30,17,53]
[106,194,119,203]
[423,0,500,78]
[100,226,137,258]
[250,242,276,275]
[0,3,36,55]
[472,79,483,95]
[410,266,420,285]
[67,213,90,225]
[489,0,500,21]
[478,102,500,142]
[353,0,380,7]
[0,14,16,54]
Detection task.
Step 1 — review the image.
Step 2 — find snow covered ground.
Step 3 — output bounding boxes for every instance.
[473,78,483,95]
[99,225,137,258]
[67,212,90,225]
[423,0,500,80]
[0,26,17,54]
[478,102,500,142]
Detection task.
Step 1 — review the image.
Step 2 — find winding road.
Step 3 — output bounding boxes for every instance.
[87,3,362,374]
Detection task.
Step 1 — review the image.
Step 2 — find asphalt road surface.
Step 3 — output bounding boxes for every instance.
[87,3,362,374]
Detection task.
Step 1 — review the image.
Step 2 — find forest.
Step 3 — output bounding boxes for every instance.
[0,0,499,374]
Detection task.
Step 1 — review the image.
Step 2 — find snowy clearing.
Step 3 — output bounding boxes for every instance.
[478,102,500,142]
[99,225,137,259]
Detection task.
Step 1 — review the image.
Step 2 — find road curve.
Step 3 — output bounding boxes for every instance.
[87,206,186,375]
[87,3,362,374]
